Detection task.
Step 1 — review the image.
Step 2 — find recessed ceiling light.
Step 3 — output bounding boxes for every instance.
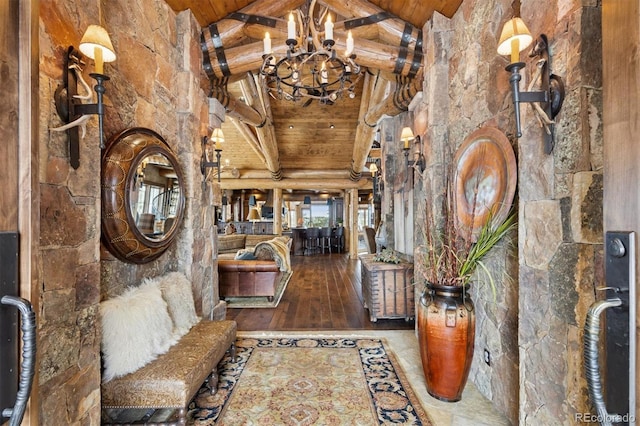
[329,124,335,129]
[289,125,294,129]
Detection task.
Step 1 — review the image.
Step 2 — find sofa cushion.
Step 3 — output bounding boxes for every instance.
[218,234,246,252]
[100,281,176,382]
[245,234,278,248]
[235,249,257,260]
[157,272,199,340]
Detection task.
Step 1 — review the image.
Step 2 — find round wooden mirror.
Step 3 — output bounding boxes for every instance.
[102,127,185,263]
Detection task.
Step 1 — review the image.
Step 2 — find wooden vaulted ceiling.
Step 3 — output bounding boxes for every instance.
[165,0,463,192]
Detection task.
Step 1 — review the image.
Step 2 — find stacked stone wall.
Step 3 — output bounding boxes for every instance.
[382,0,602,423]
[39,0,213,421]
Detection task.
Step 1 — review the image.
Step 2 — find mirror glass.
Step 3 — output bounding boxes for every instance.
[129,153,181,241]
[102,127,185,264]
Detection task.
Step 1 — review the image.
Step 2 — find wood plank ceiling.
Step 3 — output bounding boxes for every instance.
[165,0,463,193]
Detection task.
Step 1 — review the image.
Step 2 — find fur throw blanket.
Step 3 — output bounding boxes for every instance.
[253,236,292,272]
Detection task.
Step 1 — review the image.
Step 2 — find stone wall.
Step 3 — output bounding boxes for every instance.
[516,1,603,424]
[39,0,214,422]
[381,0,602,423]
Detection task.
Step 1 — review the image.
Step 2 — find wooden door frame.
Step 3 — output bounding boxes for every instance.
[18,0,39,424]
[602,0,640,418]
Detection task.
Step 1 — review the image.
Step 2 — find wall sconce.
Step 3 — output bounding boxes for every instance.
[303,196,312,205]
[248,195,257,206]
[52,25,116,169]
[498,18,565,153]
[369,160,383,201]
[401,127,425,173]
[200,128,224,183]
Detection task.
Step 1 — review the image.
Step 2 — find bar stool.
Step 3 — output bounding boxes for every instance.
[332,226,344,253]
[319,227,332,253]
[304,227,320,255]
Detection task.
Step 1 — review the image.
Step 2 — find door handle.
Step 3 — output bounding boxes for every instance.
[584,297,623,426]
[1,296,36,426]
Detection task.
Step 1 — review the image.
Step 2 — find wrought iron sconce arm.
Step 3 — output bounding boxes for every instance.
[403,136,426,172]
[505,34,565,153]
[200,135,223,183]
[402,134,426,187]
[369,160,382,201]
[53,47,110,169]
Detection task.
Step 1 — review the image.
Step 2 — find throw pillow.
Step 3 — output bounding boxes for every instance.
[100,281,176,382]
[234,249,257,260]
[157,272,199,339]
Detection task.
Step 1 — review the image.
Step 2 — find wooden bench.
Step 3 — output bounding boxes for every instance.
[99,272,237,425]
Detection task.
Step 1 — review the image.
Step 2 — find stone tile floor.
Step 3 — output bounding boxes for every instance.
[241,330,510,426]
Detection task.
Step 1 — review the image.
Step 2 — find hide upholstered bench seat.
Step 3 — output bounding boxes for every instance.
[99,272,237,425]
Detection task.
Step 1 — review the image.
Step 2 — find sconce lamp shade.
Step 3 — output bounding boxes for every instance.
[303,196,311,204]
[210,128,224,149]
[248,195,257,206]
[247,207,261,221]
[497,18,533,63]
[369,163,378,174]
[327,198,333,206]
[400,127,414,149]
[79,25,116,74]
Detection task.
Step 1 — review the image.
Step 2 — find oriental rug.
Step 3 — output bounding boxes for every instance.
[224,270,292,309]
[188,336,431,425]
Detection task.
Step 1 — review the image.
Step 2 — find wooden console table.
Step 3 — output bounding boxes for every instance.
[360,254,415,322]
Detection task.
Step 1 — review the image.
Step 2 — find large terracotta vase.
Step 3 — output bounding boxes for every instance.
[417,282,475,402]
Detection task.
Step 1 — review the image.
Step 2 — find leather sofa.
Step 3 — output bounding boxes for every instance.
[217,236,292,301]
[218,259,281,301]
[217,233,278,256]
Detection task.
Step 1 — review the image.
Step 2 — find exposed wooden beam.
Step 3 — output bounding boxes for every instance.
[200,0,305,51]
[228,117,267,164]
[324,0,422,49]
[210,80,266,127]
[349,72,391,179]
[347,74,421,180]
[203,33,422,79]
[220,177,370,190]
[364,72,422,123]
[230,169,354,179]
[253,73,283,180]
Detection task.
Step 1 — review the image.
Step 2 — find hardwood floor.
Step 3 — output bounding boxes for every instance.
[226,253,416,331]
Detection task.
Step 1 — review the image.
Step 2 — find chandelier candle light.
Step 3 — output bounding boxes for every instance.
[260,7,362,104]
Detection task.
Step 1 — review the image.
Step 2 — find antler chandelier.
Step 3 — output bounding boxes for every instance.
[259,3,362,105]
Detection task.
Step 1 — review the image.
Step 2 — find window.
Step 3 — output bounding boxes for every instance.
[300,203,330,227]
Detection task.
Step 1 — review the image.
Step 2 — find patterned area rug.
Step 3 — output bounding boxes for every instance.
[188,336,431,425]
[224,270,292,309]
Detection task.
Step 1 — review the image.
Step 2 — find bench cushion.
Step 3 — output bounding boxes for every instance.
[101,319,237,409]
[100,282,176,382]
